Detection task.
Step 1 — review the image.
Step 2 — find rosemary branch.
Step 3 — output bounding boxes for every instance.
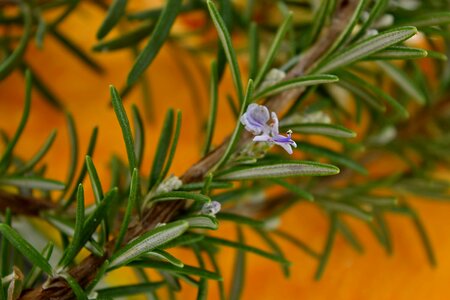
[19,1,360,299]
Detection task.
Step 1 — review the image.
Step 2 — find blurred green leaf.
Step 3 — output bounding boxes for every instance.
[254,12,293,86]
[285,123,356,139]
[229,226,246,300]
[300,142,367,174]
[96,282,165,298]
[253,75,339,99]
[14,130,57,175]
[93,23,154,52]
[0,70,32,174]
[207,0,244,104]
[128,260,222,280]
[0,224,53,275]
[377,61,427,105]
[0,3,31,80]
[127,0,182,84]
[0,177,65,191]
[97,0,128,39]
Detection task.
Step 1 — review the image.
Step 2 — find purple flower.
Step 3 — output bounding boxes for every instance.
[240,103,270,135]
[241,105,297,155]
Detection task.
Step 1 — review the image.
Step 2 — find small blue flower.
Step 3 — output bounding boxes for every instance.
[241,105,297,155]
[240,103,270,135]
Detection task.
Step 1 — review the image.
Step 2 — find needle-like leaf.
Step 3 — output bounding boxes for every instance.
[127,0,182,84]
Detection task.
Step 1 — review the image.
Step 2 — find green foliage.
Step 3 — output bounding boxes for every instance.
[0,0,450,299]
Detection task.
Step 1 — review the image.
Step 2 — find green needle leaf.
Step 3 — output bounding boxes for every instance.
[59,112,78,201]
[0,224,53,275]
[320,200,373,222]
[315,213,338,280]
[319,0,368,60]
[207,0,244,104]
[93,23,154,52]
[1,208,11,278]
[398,12,450,27]
[204,248,226,300]
[254,228,290,277]
[254,12,293,86]
[216,212,265,228]
[127,0,182,85]
[97,0,128,40]
[300,142,367,175]
[339,70,409,118]
[79,188,117,251]
[148,191,211,204]
[128,260,222,280]
[49,27,103,74]
[24,242,54,288]
[203,235,290,265]
[317,26,418,73]
[203,61,219,156]
[367,46,428,60]
[15,129,57,175]
[114,168,139,252]
[145,249,184,267]
[181,215,219,230]
[96,282,165,298]
[109,220,189,269]
[0,3,32,80]
[270,178,314,201]
[59,184,85,268]
[377,61,426,105]
[180,181,232,192]
[253,74,339,99]
[85,156,104,204]
[284,123,356,138]
[0,177,65,191]
[214,79,253,170]
[352,0,388,41]
[273,230,320,259]
[60,273,88,300]
[35,14,47,49]
[308,0,333,46]
[338,78,386,112]
[110,85,137,172]
[216,161,340,181]
[229,226,246,300]
[0,70,32,174]
[248,22,259,80]
[148,109,174,190]
[63,127,99,208]
[131,105,145,169]
[160,110,182,181]
[337,218,364,253]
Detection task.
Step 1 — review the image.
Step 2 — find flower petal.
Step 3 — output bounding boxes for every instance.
[240,104,270,135]
[270,112,280,136]
[275,142,294,154]
[253,134,272,142]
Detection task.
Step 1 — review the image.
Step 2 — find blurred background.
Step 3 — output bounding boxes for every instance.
[1,1,450,299]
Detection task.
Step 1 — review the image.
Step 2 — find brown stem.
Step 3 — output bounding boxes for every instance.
[19,1,359,299]
[0,190,56,216]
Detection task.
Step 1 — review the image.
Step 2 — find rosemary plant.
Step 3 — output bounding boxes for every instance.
[1,0,450,299]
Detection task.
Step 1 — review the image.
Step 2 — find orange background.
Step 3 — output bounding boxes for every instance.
[1,3,450,299]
